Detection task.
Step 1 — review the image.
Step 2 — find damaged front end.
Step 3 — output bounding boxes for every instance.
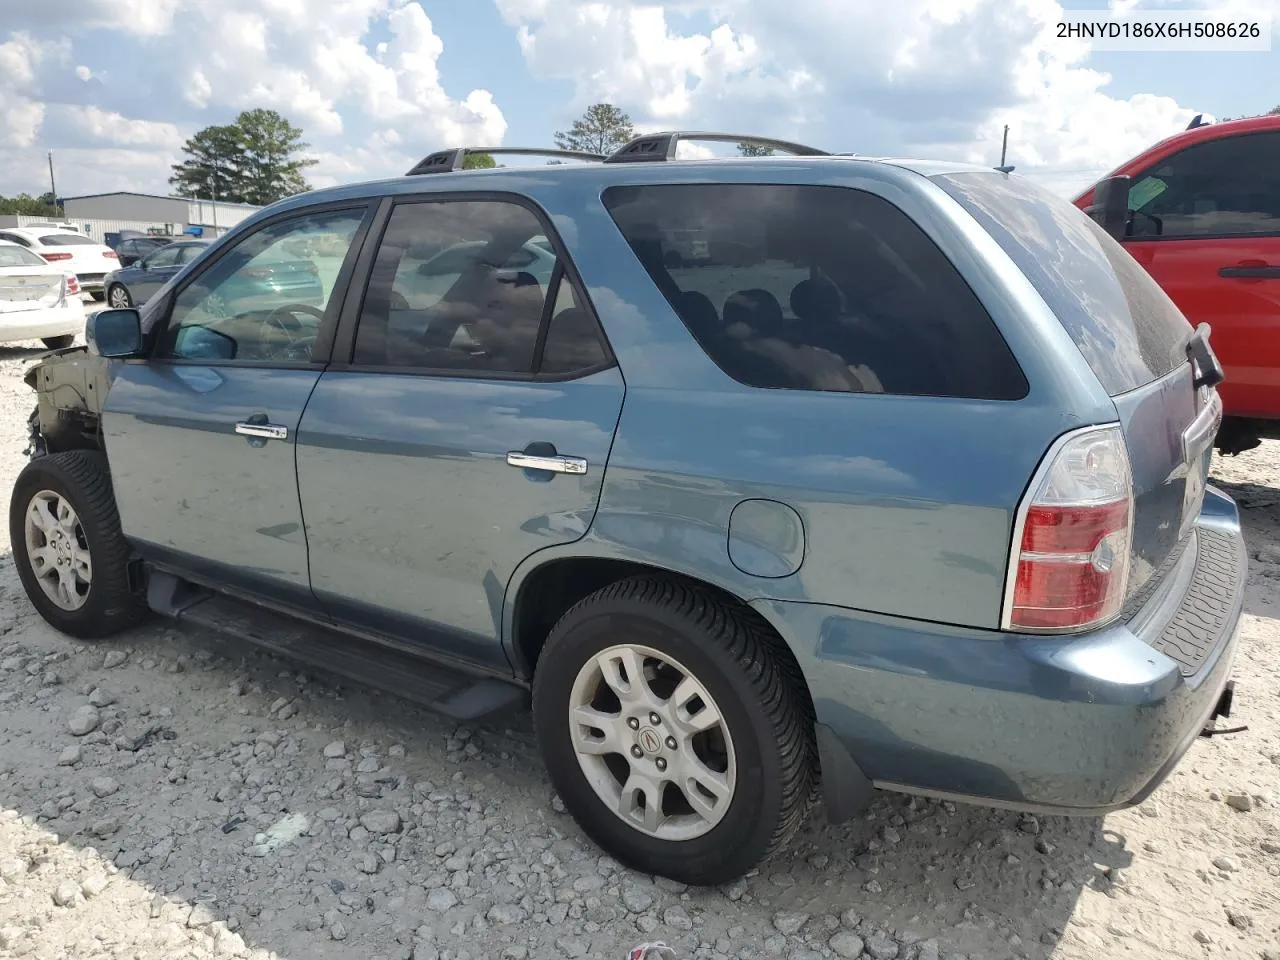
[23,344,113,459]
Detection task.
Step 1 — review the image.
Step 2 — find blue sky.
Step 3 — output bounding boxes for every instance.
[0,0,1275,200]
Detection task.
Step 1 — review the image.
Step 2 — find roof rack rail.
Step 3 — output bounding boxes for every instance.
[603,131,829,164]
[406,147,606,176]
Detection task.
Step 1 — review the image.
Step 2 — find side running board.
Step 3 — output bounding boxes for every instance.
[146,572,525,722]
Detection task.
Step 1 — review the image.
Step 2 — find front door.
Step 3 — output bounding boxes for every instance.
[131,244,187,303]
[1122,130,1280,419]
[296,196,624,670]
[103,205,371,608]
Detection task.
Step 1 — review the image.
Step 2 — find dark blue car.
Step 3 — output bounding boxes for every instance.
[104,238,323,314]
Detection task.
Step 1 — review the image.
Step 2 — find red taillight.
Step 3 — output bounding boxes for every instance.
[62,275,80,299]
[1005,425,1133,632]
[245,266,275,279]
[103,251,118,259]
[42,252,73,262]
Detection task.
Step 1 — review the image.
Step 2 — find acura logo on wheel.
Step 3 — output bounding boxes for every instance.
[638,728,662,754]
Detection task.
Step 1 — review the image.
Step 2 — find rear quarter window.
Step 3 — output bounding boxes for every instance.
[934,172,1192,396]
[602,183,1028,400]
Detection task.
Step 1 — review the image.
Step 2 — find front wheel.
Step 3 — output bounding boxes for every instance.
[9,451,146,639]
[106,284,133,309]
[533,577,816,886]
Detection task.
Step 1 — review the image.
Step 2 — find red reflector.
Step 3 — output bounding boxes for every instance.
[42,252,73,262]
[1013,559,1113,629]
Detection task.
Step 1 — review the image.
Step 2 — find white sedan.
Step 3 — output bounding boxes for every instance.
[0,225,118,300]
[0,241,85,349]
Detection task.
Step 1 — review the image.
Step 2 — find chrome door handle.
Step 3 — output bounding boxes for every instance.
[506,452,587,474]
[235,422,288,441]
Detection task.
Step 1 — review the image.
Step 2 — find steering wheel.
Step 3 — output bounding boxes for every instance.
[259,303,325,361]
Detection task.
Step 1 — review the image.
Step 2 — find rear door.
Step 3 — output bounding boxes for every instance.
[1120,130,1280,420]
[296,195,623,671]
[936,173,1210,596]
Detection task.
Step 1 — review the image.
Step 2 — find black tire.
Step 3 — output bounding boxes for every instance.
[9,451,146,639]
[532,576,816,885]
[106,284,132,309]
[90,290,106,302]
[41,335,75,349]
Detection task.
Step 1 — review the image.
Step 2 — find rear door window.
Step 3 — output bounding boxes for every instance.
[602,183,1027,399]
[934,172,1193,396]
[1126,131,1280,239]
[351,199,611,378]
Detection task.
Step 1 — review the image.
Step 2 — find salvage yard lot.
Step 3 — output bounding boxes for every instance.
[0,342,1277,960]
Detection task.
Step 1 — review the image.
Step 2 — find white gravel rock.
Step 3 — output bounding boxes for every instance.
[426,889,458,912]
[774,913,809,936]
[323,740,346,758]
[360,810,402,834]
[829,932,865,958]
[52,880,81,907]
[66,704,100,736]
[57,744,81,766]
[90,776,119,798]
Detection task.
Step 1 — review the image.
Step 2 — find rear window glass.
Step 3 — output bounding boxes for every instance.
[934,172,1192,396]
[38,233,99,246]
[0,245,48,267]
[602,183,1027,400]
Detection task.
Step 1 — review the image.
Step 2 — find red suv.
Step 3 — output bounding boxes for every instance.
[1075,115,1280,453]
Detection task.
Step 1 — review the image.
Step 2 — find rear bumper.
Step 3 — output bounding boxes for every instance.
[75,273,107,292]
[753,485,1247,816]
[0,301,85,344]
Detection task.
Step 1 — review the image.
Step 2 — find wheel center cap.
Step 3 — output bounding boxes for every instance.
[637,727,663,755]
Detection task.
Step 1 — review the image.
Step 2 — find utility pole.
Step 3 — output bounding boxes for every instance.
[211,157,219,235]
[47,150,60,218]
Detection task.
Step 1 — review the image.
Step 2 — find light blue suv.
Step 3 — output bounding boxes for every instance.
[11,133,1247,886]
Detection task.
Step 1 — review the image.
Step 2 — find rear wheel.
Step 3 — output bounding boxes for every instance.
[9,451,146,638]
[90,290,106,302]
[532,577,816,885]
[107,284,132,309]
[41,335,75,349]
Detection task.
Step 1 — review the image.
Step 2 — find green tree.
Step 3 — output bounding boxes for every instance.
[462,152,497,169]
[0,193,56,215]
[737,142,774,157]
[554,103,636,156]
[235,108,317,205]
[169,124,246,202]
[169,110,316,206]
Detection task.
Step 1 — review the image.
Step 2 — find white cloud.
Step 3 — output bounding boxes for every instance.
[495,0,1223,194]
[0,0,505,197]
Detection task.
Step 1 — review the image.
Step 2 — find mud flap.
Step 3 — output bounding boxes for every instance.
[815,723,876,821]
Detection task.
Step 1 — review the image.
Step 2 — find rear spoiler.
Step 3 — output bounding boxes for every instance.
[1188,323,1225,389]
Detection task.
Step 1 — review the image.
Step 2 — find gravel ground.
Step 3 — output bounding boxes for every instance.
[0,339,1277,960]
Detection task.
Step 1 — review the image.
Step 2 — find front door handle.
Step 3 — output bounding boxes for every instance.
[506,452,587,474]
[1219,263,1280,279]
[235,421,288,441]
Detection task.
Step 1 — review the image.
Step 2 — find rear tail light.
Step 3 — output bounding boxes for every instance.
[64,275,80,296]
[41,252,73,262]
[103,251,118,259]
[1003,424,1133,632]
[245,266,275,279]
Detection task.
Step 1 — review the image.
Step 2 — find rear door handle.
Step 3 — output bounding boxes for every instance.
[235,421,288,441]
[1219,264,1280,279]
[506,452,587,474]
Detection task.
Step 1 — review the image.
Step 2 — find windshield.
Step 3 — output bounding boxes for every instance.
[934,172,1192,396]
[38,233,100,246]
[0,245,49,268]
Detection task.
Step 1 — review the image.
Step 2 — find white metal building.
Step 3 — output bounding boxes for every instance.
[52,192,261,242]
